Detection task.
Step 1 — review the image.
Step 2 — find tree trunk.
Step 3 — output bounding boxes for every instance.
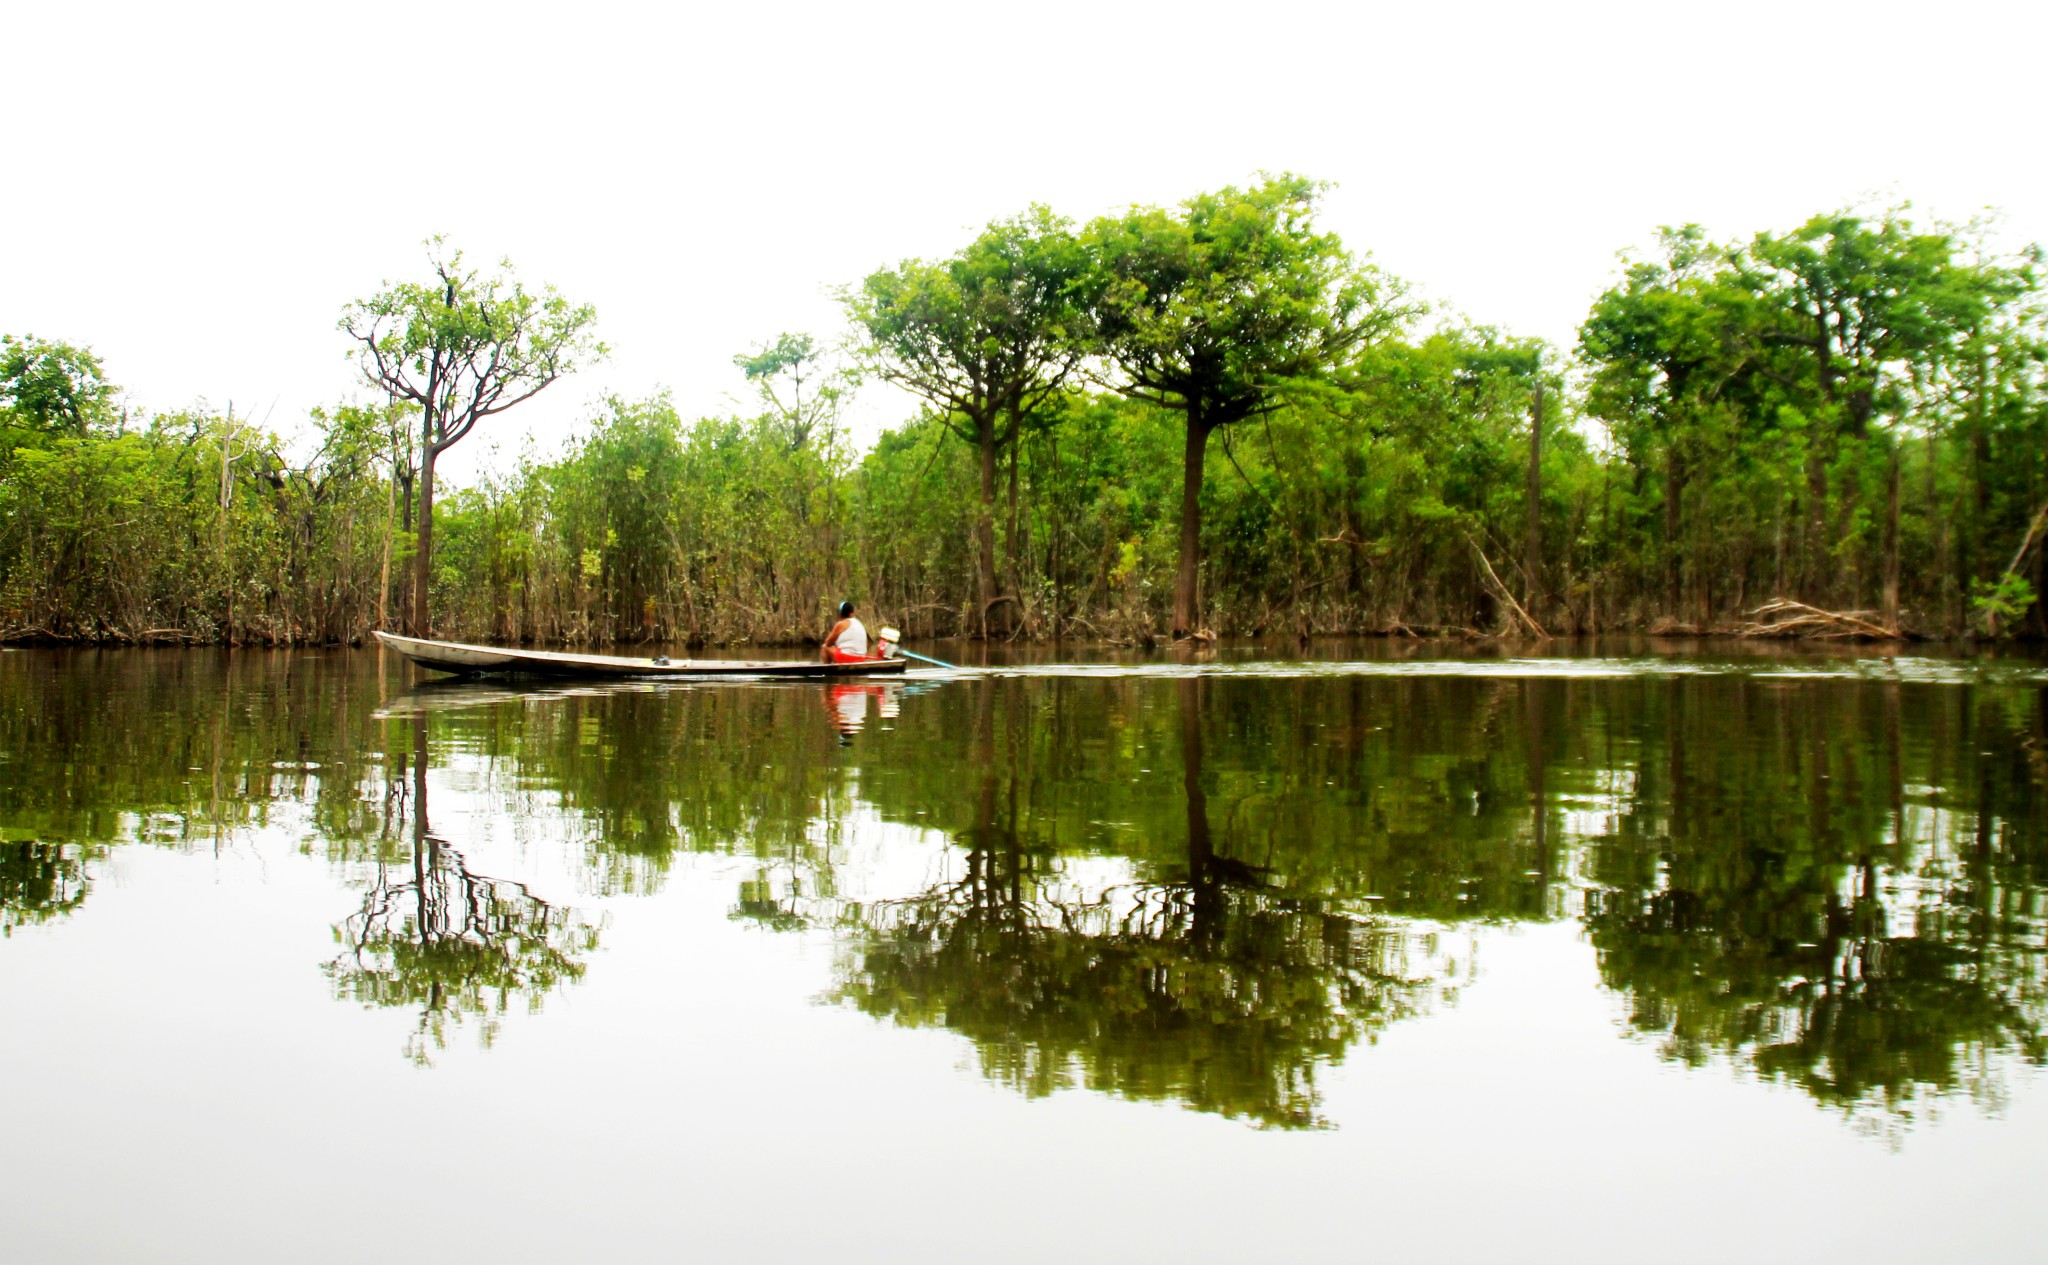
[1595,464,1611,632]
[1951,348,1987,622]
[1927,430,1948,632]
[1805,446,1828,603]
[378,438,396,631]
[1694,491,1711,626]
[1663,445,1683,617]
[1772,491,1785,598]
[1049,434,1063,641]
[394,465,414,633]
[1525,383,1543,614]
[411,448,436,638]
[1836,466,1862,611]
[976,419,998,639]
[1174,411,1214,639]
[1342,445,1367,606]
[1972,346,1992,523]
[219,404,236,642]
[409,341,445,640]
[1007,433,1023,633]
[1882,441,1901,631]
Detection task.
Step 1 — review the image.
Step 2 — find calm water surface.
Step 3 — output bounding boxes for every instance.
[3,640,2045,1262]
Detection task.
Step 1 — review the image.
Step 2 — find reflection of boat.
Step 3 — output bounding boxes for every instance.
[824,681,904,739]
[375,631,911,680]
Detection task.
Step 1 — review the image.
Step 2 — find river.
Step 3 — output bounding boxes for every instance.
[2,640,2044,1262]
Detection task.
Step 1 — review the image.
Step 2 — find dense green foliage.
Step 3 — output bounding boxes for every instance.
[1086,175,1418,635]
[0,403,394,642]
[1579,217,2046,636]
[846,206,1092,637]
[6,193,2046,644]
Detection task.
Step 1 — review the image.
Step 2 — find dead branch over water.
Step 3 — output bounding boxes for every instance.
[1734,600,1906,641]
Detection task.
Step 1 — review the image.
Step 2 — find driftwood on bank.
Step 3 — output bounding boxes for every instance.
[1383,620,1480,638]
[1734,599,1904,640]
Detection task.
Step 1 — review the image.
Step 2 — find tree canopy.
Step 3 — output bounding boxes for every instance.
[1086,175,1418,635]
[339,239,602,635]
[0,334,114,437]
[846,206,1094,634]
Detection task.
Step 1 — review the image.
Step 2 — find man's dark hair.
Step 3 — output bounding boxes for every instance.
[839,601,855,617]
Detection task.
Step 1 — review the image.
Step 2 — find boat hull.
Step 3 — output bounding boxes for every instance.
[374,631,910,679]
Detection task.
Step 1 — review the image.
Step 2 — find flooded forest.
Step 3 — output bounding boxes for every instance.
[5,178,2046,648]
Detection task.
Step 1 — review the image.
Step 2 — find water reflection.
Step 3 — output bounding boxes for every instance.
[835,679,1460,1128]
[1,841,91,936]
[325,714,600,1065]
[1584,679,2048,1126]
[1,647,2045,1128]
[823,680,902,741]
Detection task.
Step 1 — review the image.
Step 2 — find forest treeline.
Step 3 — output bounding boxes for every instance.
[4,177,2046,645]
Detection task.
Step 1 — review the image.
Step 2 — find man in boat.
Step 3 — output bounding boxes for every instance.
[821,601,872,663]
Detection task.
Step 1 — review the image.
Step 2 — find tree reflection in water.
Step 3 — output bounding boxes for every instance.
[7,648,2046,1124]
[326,714,599,1065]
[1590,871,2047,1125]
[835,678,1461,1129]
[1584,678,2048,1132]
[1,841,91,936]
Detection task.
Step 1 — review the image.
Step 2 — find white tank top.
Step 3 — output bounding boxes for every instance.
[837,617,869,655]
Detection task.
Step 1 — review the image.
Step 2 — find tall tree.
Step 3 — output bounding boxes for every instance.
[733,332,854,452]
[340,240,602,636]
[731,334,859,629]
[1088,175,1413,638]
[1579,225,1757,618]
[846,206,1092,637]
[1737,211,2030,605]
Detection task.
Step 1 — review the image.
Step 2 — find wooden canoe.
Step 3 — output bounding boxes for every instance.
[374,630,910,679]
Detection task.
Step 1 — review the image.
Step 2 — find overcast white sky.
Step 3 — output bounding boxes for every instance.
[5,0,2043,481]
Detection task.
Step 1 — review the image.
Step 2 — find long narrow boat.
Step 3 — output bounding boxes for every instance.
[374,630,909,679]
